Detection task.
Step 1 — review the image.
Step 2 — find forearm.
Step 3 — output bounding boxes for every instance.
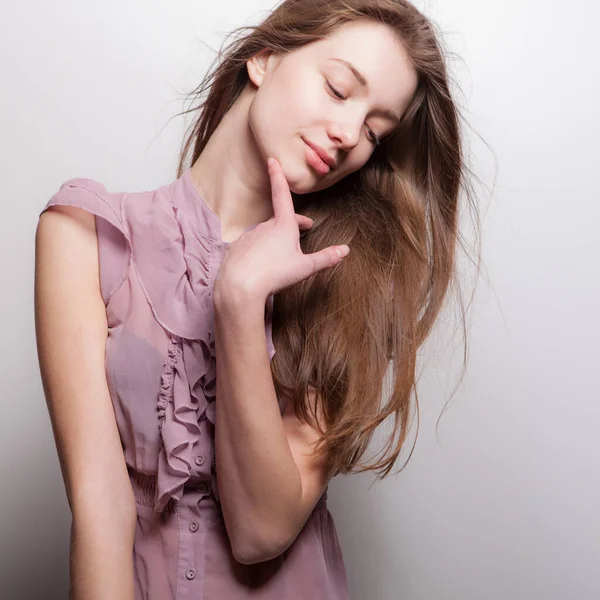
[213,284,302,563]
[69,507,135,600]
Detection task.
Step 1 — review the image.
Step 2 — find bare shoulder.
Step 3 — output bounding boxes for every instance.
[36,203,104,324]
[37,204,98,261]
[38,203,97,230]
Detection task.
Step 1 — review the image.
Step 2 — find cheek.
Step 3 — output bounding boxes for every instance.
[276,61,326,123]
[249,77,309,148]
[248,90,278,143]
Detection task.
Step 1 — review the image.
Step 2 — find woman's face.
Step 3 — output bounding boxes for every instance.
[246,20,419,194]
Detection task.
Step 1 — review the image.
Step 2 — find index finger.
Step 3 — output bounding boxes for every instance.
[267,157,295,220]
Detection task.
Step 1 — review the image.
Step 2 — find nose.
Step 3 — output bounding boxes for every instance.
[328,117,362,150]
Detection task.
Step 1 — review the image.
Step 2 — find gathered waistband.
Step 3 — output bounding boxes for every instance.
[128,467,179,513]
[127,466,328,514]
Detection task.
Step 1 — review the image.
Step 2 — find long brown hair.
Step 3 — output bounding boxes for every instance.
[173,0,484,480]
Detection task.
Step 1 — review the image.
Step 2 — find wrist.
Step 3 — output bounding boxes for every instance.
[213,278,266,313]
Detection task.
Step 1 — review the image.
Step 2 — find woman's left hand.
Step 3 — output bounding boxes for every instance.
[214,157,350,304]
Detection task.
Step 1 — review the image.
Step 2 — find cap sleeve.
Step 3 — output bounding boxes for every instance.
[40,178,131,306]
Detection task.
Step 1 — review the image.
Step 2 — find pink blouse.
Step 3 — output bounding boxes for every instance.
[40,168,350,599]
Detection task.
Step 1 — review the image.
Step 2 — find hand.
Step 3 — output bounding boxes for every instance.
[214,157,350,303]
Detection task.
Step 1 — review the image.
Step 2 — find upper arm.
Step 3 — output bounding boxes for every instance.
[279,390,335,551]
[35,205,136,526]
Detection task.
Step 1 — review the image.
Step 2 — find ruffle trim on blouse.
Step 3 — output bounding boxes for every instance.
[154,332,205,512]
[153,329,221,512]
[157,335,183,433]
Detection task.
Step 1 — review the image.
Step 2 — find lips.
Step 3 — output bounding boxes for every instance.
[303,138,337,170]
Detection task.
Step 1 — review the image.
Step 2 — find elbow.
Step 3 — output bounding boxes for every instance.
[231,531,291,566]
[225,493,301,565]
[232,543,286,566]
[232,548,264,566]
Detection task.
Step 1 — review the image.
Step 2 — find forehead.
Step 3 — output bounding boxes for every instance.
[305,20,418,114]
[311,21,405,64]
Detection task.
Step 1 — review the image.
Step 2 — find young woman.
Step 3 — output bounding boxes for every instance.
[35,0,478,598]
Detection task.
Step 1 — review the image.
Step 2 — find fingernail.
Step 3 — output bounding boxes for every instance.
[336,245,350,258]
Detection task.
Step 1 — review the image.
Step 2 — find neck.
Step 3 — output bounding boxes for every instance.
[188,86,274,241]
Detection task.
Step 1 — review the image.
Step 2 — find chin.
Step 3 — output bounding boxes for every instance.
[299,166,337,194]
[278,163,319,195]
[289,180,319,195]
[292,179,331,195]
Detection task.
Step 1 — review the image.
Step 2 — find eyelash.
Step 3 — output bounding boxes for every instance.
[325,79,381,147]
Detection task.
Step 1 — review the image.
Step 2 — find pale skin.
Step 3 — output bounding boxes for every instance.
[34,18,418,596]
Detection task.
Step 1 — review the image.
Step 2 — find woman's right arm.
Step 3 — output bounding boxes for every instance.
[35,205,137,600]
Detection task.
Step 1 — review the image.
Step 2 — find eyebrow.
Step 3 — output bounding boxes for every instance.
[329,57,401,124]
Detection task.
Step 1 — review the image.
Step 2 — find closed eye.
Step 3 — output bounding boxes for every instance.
[325,79,381,146]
